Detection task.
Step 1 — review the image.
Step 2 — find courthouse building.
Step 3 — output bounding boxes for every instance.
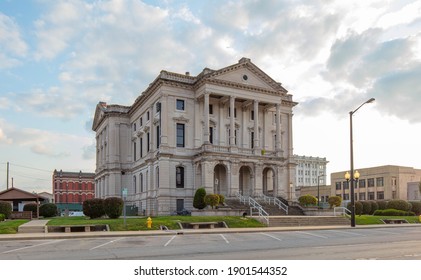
[92,58,297,215]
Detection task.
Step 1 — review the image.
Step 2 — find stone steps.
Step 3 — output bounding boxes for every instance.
[268,216,350,227]
[18,220,49,233]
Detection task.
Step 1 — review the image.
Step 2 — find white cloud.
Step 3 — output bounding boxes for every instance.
[0,13,28,68]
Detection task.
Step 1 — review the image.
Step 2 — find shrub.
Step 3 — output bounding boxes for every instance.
[327,196,342,209]
[204,194,220,209]
[369,201,379,215]
[377,200,388,210]
[217,194,225,205]
[347,201,363,215]
[386,200,411,211]
[373,209,415,216]
[0,202,12,219]
[193,187,207,210]
[23,203,38,217]
[83,198,105,219]
[104,197,124,218]
[361,201,372,215]
[298,195,317,206]
[39,203,58,218]
[409,201,421,215]
[0,213,5,222]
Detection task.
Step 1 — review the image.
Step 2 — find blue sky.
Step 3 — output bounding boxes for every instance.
[1,0,421,193]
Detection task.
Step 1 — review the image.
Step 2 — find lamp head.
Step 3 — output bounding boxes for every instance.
[367,98,375,103]
[344,171,351,181]
[354,170,360,180]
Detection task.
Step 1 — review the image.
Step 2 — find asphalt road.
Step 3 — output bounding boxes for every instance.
[1,226,421,260]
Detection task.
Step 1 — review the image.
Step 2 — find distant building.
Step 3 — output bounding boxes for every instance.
[293,155,328,188]
[331,165,421,201]
[38,192,53,203]
[92,58,297,216]
[52,170,95,212]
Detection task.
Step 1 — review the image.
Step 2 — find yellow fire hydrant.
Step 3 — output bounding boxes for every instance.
[146,217,152,229]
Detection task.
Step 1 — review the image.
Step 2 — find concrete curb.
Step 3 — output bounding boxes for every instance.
[1,223,420,241]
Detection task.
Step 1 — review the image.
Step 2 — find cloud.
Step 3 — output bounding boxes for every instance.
[82,143,96,160]
[0,12,28,68]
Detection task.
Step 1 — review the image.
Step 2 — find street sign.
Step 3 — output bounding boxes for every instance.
[122,188,128,198]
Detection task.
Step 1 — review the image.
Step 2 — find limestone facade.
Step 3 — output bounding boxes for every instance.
[92,58,297,215]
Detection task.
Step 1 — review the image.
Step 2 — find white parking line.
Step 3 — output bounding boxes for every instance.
[220,234,229,244]
[164,235,177,247]
[328,230,366,236]
[295,231,328,239]
[261,233,282,242]
[89,237,125,251]
[1,240,64,254]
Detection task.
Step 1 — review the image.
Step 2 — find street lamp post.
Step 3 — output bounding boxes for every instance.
[347,98,375,227]
[317,173,324,208]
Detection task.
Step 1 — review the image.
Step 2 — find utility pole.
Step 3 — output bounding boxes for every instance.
[6,162,9,189]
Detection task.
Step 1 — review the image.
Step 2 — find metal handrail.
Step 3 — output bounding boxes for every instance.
[334,207,351,217]
[236,192,269,225]
[259,194,288,215]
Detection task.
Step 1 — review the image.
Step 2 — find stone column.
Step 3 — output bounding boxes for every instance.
[149,106,153,152]
[160,93,168,146]
[204,92,210,144]
[230,96,235,146]
[254,100,259,149]
[194,98,201,147]
[275,104,281,152]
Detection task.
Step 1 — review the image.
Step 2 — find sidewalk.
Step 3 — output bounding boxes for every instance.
[1,222,420,241]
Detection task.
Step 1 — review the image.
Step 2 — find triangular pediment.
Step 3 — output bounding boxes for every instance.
[0,187,45,201]
[204,58,287,94]
[92,102,107,131]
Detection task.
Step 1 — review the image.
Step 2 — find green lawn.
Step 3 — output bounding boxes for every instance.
[0,220,29,234]
[46,216,266,231]
[355,215,420,225]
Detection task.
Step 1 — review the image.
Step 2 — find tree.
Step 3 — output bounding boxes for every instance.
[327,196,342,208]
[39,203,58,218]
[193,188,207,209]
[298,195,317,206]
[104,197,124,218]
[83,198,105,219]
[204,194,220,209]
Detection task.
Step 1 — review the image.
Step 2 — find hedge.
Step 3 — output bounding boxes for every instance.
[386,200,412,212]
[377,200,388,210]
[23,203,38,217]
[0,213,5,222]
[361,201,372,215]
[409,201,421,215]
[327,196,342,209]
[373,209,415,216]
[0,201,12,219]
[204,194,220,209]
[83,198,105,219]
[104,197,124,218]
[369,201,379,215]
[347,201,363,215]
[298,195,317,206]
[39,203,58,218]
[193,188,207,210]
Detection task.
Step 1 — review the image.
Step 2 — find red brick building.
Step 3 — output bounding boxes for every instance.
[52,170,95,212]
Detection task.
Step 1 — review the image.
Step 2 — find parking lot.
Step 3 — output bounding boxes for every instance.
[1,226,421,259]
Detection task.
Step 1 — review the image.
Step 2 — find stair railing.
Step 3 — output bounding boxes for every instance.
[258,194,288,215]
[236,192,269,225]
[334,207,351,217]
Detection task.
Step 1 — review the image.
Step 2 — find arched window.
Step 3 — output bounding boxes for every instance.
[133,175,137,194]
[176,166,184,188]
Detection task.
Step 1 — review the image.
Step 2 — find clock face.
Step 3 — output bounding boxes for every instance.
[242,74,248,81]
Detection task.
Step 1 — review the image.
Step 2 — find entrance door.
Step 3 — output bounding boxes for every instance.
[176,199,184,212]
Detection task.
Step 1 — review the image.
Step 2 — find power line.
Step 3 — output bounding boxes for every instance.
[9,163,52,173]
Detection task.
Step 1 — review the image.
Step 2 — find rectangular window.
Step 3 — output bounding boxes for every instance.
[176,99,185,111]
[133,123,136,131]
[343,181,349,189]
[368,192,375,200]
[176,199,184,213]
[140,117,143,127]
[147,111,150,121]
[391,177,397,186]
[377,191,384,200]
[176,123,185,147]
[156,125,160,149]
[209,127,213,144]
[251,131,254,149]
[359,193,366,200]
[343,194,349,200]
[147,133,150,152]
[251,110,254,120]
[140,138,143,158]
[176,167,184,188]
[376,177,384,187]
[392,191,397,199]
[359,179,366,188]
[367,178,375,187]
[335,182,342,190]
[133,142,137,161]
[209,104,213,115]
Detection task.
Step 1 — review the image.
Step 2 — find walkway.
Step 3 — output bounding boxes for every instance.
[18,220,49,234]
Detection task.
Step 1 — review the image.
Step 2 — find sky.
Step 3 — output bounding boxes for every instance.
[0,0,421,194]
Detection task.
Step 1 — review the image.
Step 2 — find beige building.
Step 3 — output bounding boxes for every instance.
[331,165,421,202]
[92,58,297,215]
